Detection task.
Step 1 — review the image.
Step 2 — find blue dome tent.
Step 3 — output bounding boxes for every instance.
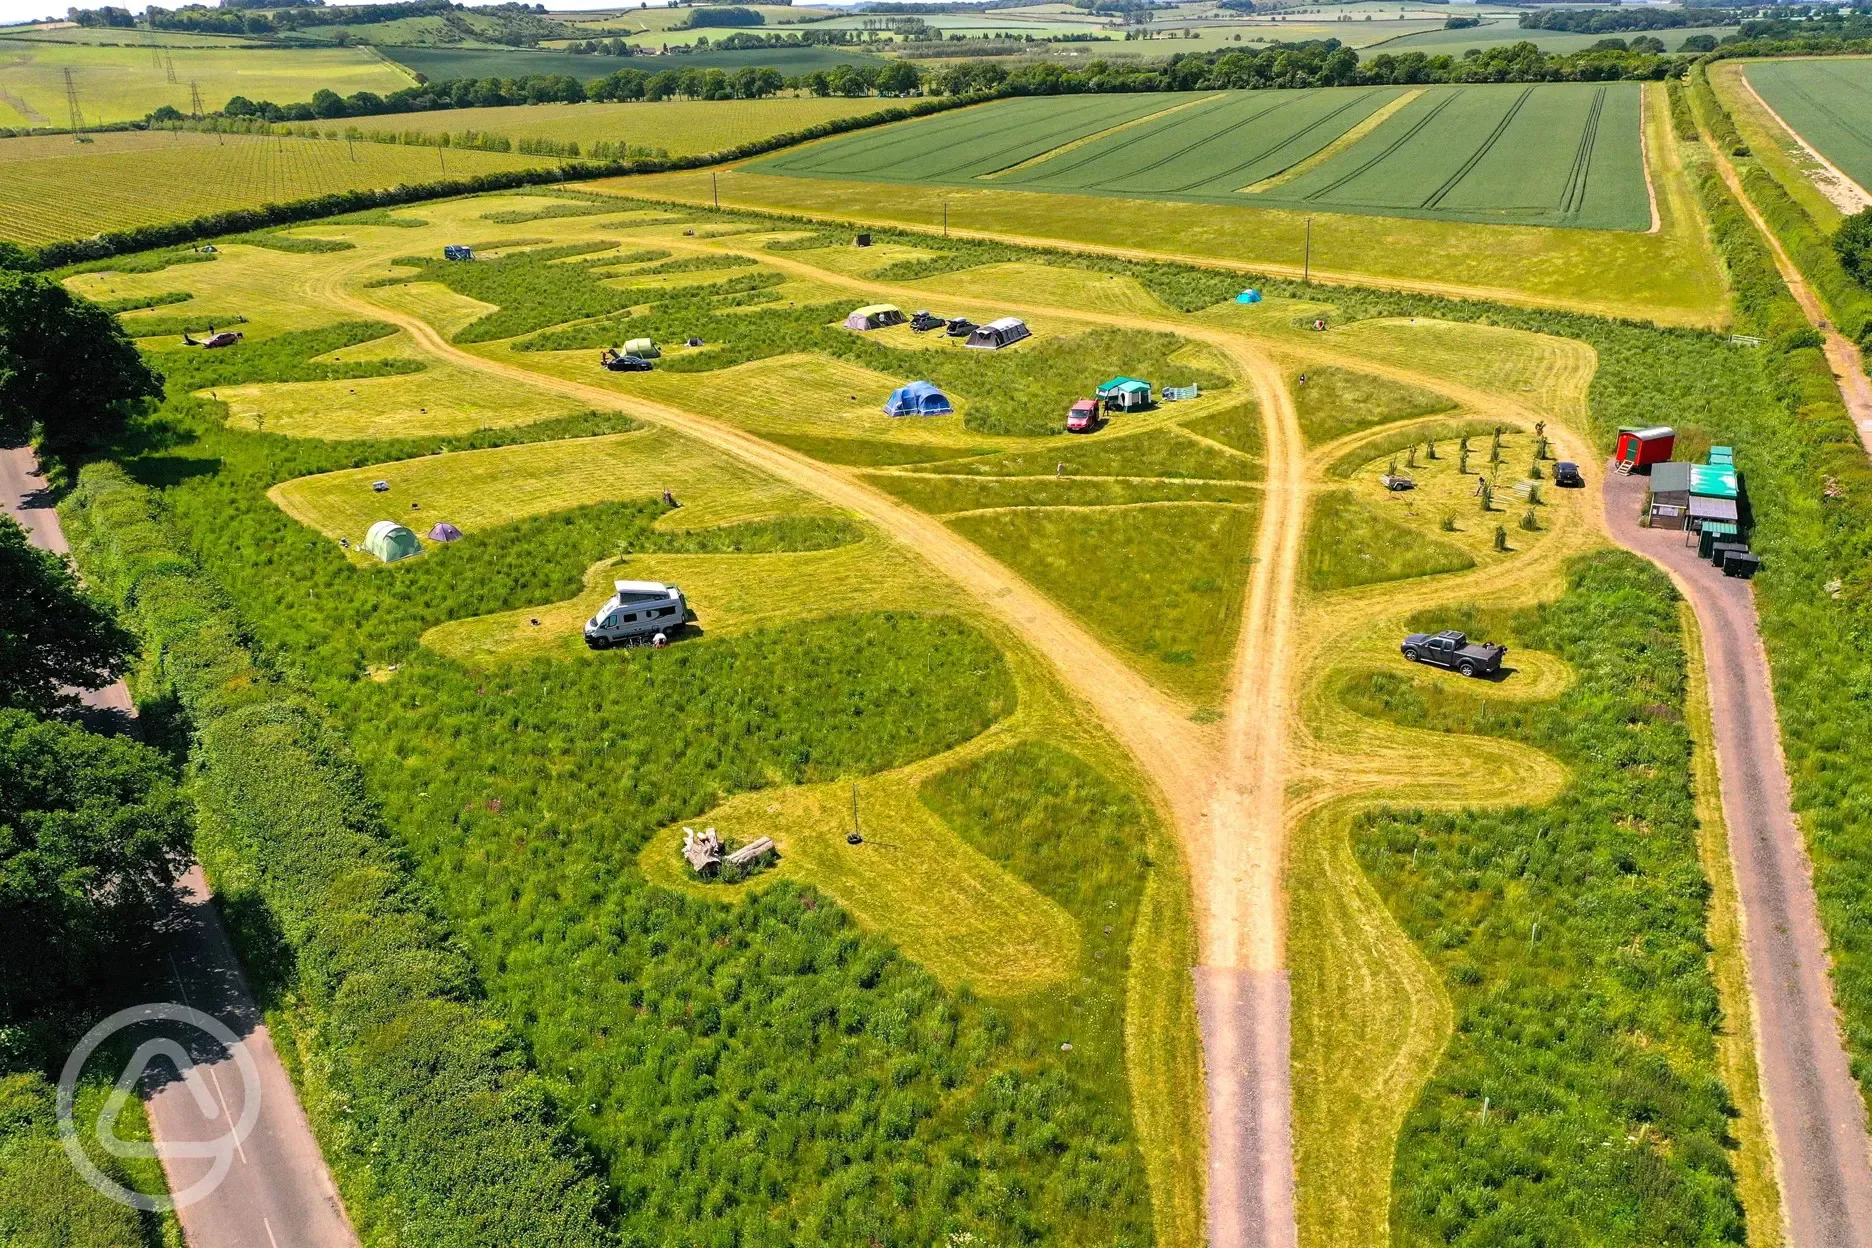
[883,380,953,417]
[1236,289,1263,304]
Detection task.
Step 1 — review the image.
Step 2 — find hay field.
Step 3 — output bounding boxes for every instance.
[363,96,903,159]
[0,39,410,126]
[1740,57,1872,196]
[269,425,828,544]
[752,82,1652,230]
[0,130,545,246]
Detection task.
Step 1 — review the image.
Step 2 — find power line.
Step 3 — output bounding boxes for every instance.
[62,68,85,137]
[189,80,204,120]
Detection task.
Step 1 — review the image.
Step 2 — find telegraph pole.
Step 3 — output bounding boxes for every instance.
[1303,215,1313,286]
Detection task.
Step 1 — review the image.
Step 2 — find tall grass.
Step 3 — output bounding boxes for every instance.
[1348,552,1741,1246]
[1304,490,1475,591]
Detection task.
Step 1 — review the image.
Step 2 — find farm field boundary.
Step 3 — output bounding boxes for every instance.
[1737,56,1872,206]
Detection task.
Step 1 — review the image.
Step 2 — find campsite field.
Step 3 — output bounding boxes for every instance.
[0,131,545,245]
[1738,57,1872,198]
[50,180,1790,1248]
[0,38,411,126]
[750,82,1653,230]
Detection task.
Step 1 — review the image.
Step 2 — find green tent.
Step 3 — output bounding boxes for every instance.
[363,520,423,563]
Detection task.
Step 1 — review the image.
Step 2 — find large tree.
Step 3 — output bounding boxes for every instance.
[1838,207,1872,289]
[0,517,135,715]
[0,271,163,454]
[0,708,191,1016]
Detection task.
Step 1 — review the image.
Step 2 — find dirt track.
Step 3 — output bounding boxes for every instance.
[1603,466,1872,1248]
[1703,130,1872,451]
[1,446,358,1248]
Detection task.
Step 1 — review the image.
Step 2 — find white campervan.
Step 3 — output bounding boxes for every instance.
[584,580,687,649]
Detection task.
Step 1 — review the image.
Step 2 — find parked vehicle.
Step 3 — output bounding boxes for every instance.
[1066,399,1099,433]
[910,310,946,332]
[1553,461,1585,488]
[444,244,474,261]
[1401,629,1506,677]
[599,348,652,372]
[945,317,976,338]
[585,581,686,649]
[1379,473,1414,491]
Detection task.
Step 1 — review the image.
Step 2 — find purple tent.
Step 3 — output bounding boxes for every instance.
[428,522,462,542]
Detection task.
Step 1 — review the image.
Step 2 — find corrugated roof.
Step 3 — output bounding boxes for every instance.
[1688,495,1739,520]
[1650,462,1692,493]
[1690,464,1739,499]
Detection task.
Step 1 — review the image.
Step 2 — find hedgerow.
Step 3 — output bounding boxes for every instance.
[1348,551,1741,1246]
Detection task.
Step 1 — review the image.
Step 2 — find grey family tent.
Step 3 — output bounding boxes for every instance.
[624,337,660,358]
[965,317,1030,350]
[883,381,953,417]
[845,304,905,330]
[363,520,423,562]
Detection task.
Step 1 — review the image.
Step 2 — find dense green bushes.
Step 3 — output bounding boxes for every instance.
[1349,552,1741,1246]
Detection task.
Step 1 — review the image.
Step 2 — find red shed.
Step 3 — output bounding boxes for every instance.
[1615,426,1676,468]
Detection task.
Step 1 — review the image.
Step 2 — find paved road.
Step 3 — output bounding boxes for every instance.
[3,444,359,1248]
[1604,465,1872,1248]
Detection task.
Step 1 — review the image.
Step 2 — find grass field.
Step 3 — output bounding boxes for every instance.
[0,131,545,246]
[1371,19,1741,55]
[345,96,898,159]
[752,82,1652,230]
[384,42,888,83]
[0,38,410,126]
[1738,57,1872,197]
[270,425,825,544]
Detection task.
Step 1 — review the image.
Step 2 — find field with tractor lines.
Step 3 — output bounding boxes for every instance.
[1739,56,1872,197]
[0,130,546,245]
[0,38,410,126]
[752,81,1652,230]
[348,95,900,160]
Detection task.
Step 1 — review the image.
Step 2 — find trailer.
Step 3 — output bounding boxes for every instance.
[444,244,474,261]
[1615,426,1675,473]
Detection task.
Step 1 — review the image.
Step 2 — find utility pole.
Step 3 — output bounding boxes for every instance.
[189,80,203,120]
[163,51,177,85]
[62,68,85,137]
[1303,215,1312,286]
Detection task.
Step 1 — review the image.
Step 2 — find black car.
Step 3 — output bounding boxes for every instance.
[601,352,653,372]
[1553,461,1584,488]
[945,317,976,338]
[1402,630,1506,677]
[910,310,946,332]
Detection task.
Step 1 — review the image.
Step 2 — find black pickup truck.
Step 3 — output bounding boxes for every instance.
[1401,630,1506,677]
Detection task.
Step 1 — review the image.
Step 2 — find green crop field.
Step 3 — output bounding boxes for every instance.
[0,131,546,245]
[753,82,1652,229]
[0,38,411,126]
[1741,57,1872,195]
[384,42,887,83]
[351,96,900,160]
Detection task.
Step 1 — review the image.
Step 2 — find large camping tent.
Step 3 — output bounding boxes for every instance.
[624,337,659,358]
[363,520,423,562]
[883,381,953,417]
[1096,377,1153,410]
[845,304,905,330]
[965,317,1030,350]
